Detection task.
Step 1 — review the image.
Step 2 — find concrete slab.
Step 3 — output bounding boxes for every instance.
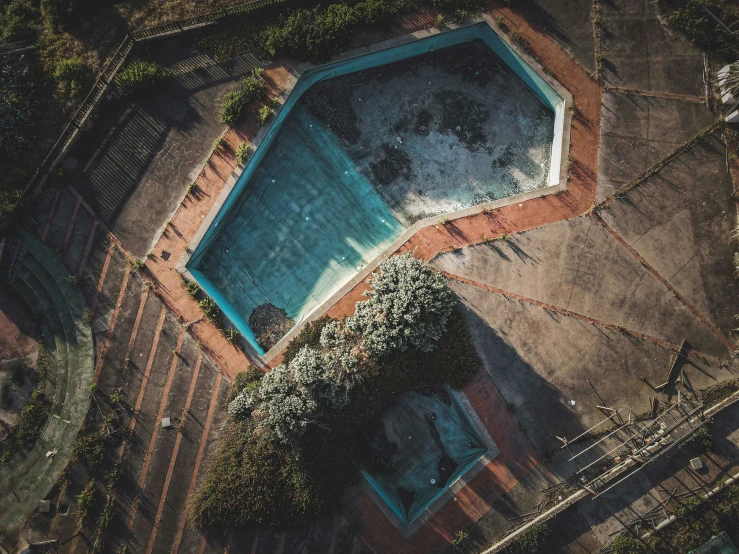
[600,133,738,341]
[450,282,731,456]
[517,0,596,73]
[67,44,265,258]
[600,1,705,96]
[597,92,716,202]
[577,471,662,546]
[433,217,728,356]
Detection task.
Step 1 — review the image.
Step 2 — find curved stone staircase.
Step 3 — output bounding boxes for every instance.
[0,230,95,534]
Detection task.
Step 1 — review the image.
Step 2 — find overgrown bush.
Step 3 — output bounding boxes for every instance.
[257,105,274,125]
[610,535,650,554]
[282,315,331,364]
[345,253,457,356]
[227,365,263,404]
[0,55,36,166]
[657,0,739,56]
[264,4,357,61]
[235,141,249,164]
[75,480,96,531]
[189,418,335,528]
[0,389,50,465]
[184,279,199,299]
[53,57,89,97]
[41,0,96,30]
[198,297,224,327]
[2,0,40,41]
[517,523,551,553]
[219,72,265,125]
[71,432,106,467]
[114,60,167,97]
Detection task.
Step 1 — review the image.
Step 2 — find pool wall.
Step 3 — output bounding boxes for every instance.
[180,16,572,361]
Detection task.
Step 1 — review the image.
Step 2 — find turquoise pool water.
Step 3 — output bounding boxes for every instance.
[187,23,565,355]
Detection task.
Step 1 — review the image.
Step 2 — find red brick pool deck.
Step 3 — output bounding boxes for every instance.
[125,6,601,552]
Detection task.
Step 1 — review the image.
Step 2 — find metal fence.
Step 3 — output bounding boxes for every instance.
[16,0,284,206]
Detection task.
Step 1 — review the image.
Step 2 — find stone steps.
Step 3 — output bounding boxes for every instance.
[0,231,95,534]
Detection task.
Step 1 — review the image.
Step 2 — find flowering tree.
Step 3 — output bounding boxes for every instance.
[229,347,350,446]
[344,253,457,356]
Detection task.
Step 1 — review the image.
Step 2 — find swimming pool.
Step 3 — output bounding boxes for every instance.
[361,387,492,526]
[186,22,567,355]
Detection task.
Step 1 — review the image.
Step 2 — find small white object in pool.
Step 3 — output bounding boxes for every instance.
[305,217,310,221]
[272,179,275,183]
[430,479,436,485]
[456,126,461,131]
[309,124,313,127]
[345,171,348,174]
[381,219,385,223]
[226,249,229,253]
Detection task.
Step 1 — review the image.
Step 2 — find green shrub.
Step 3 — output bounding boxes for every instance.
[258,105,274,125]
[1,55,36,171]
[41,0,97,30]
[452,529,470,547]
[682,420,713,453]
[75,480,95,530]
[517,524,551,553]
[264,4,358,61]
[223,327,239,344]
[282,315,331,364]
[96,494,114,532]
[2,0,40,41]
[611,535,649,554]
[353,0,395,25]
[53,57,89,97]
[235,141,250,164]
[129,257,145,270]
[72,432,106,467]
[657,0,738,55]
[189,418,332,528]
[429,0,486,13]
[0,389,50,465]
[219,74,265,125]
[227,365,263,404]
[198,297,224,327]
[114,60,166,96]
[183,279,199,299]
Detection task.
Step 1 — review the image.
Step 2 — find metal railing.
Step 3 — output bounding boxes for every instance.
[15,0,284,207]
